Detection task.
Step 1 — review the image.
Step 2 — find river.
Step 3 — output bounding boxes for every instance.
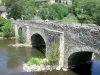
[0,39,100,75]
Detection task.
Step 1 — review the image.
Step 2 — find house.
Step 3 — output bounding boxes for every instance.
[0,6,7,19]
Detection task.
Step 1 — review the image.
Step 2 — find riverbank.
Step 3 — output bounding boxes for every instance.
[9,44,32,47]
[0,37,15,40]
[22,63,68,72]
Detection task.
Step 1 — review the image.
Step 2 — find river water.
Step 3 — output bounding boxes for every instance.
[0,39,100,75]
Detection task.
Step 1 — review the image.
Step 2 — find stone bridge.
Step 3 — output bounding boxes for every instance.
[13,20,100,68]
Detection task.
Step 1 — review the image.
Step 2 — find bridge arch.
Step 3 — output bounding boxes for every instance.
[31,33,46,53]
[68,51,93,68]
[18,27,22,35]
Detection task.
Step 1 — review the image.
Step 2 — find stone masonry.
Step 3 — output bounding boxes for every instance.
[12,20,100,67]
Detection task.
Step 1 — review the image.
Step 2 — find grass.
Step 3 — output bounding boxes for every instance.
[57,16,79,23]
[27,57,51,66]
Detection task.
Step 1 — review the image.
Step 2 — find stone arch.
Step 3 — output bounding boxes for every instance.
[66,46,96,68]
[17,25,27,43]
[31,33,46,53]
[18,27,22,35]
[67,46,99,59]
[68,51,93,68]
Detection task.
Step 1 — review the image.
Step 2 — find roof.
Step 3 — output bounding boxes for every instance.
[0,6,6,12]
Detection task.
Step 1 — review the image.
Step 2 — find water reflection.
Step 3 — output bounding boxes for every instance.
[7,56,20,69]
[70,62,92,75]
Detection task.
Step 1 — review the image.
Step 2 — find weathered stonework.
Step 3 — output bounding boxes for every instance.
[12,20,100,67]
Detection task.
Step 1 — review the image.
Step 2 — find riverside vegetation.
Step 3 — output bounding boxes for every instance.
[22,41,60,72]
[27,41,59,66]
[0,16,14,38]
[4,0,100,25]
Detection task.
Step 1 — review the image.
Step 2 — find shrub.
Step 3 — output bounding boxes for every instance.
[47,7,57,20]
[39,8,48,20]
[72,0,100,25]
[49,41,59,65]
[50,4,66,20]
[39,4,69,20]
[27,57,50,66]
[0,17,14,38]
[27,58,42,66]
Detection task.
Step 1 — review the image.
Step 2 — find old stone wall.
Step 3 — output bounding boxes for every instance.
[64,23,100,66]
[13,20,100,67]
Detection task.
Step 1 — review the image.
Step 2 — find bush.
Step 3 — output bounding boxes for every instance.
[50,4,68,20]
[47,7,57,20]
[27,57,50,66]
[72,0,100,25]
[39,8,48,20]
[39,4,69,20]
[27,58,42,66]
[0,17,14,38]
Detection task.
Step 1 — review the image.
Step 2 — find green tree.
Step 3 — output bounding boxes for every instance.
[50,4,68,20]
[48,7,57,20]
[39,8,48,20]
[72,0,100,25]
[5,0,48,20]
[1,18,14,38]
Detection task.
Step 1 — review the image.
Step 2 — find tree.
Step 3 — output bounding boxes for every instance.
[39,8,48,20]
[1,17,14,38]
[72,0,100,25]
[5,0,48,20]
[48,7,57,20]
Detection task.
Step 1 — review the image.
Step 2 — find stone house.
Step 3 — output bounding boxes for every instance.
[0,6,7,19]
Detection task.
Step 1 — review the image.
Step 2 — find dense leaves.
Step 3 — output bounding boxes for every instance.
[39,4,69,20]
[39,8,48,20]
[0,17,14,38]
[72,0,100,25]
[5,0,47,20]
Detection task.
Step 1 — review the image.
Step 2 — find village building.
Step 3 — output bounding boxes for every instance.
[0,6,7,19]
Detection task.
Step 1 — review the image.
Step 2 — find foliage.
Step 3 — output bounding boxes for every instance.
[27,58,42,66]
[50,4,68,20]
[39,8,48,20]
[0,17,14,38]
[39,4,69,20]
[72,0,100,25]
[0,17,6,32]
[18,32,24,43]
[49,41,59,65]
[27,41,59,66]
[5,0,48,20]
[0,32,3,37]
[2,21,14,38]
[27,57,50,66]
[47,7,57,20]
[57,16,79,23]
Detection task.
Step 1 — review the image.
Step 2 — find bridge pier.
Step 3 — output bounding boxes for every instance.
[59,33,65,66]
[25,25,31,45]
[14,24,19,44]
